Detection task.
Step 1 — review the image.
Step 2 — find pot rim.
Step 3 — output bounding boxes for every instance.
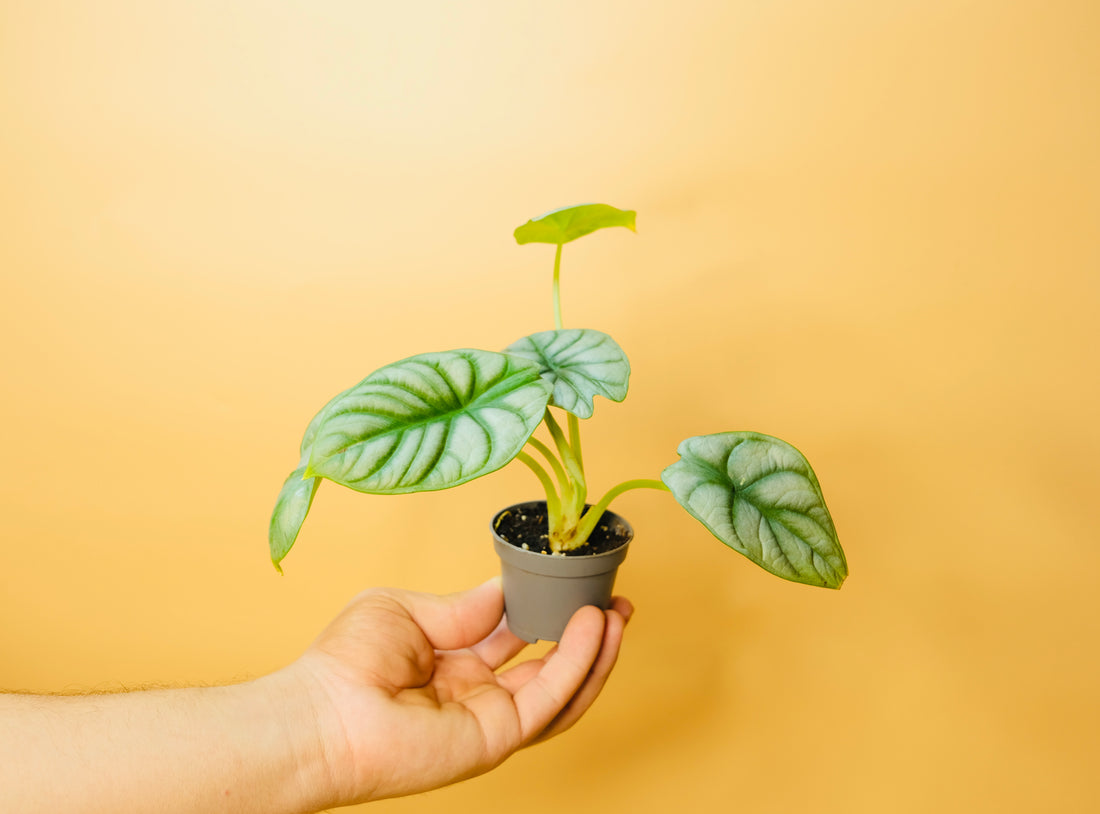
[490,499,633,561]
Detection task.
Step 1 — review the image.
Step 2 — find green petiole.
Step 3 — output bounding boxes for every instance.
[552,243,563,329]
[526,436,574,508]
[515,451,562,521]
[571,479,670,549]
[568,413,584,472]
[543,410,585,493]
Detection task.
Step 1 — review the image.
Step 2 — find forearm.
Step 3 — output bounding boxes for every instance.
[0,668,337,814]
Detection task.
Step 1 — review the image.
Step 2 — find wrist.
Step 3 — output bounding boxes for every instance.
[252,666,346,813]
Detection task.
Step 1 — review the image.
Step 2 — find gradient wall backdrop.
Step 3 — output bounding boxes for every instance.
[2,2,1098,812]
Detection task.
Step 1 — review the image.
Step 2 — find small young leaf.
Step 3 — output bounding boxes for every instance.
[514,203,637,246]
[269,463,321,573]
[505,329,630,419]
[266,384,358,571]
[662,432,847,588]
[307,350,552,494]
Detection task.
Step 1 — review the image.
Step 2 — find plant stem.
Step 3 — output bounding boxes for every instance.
[526,436,573,506]
[565,412,587,518]
[515,451,562,520]
[572,478,670,547]
[568,413,584,472]
[544,409,585,496]
[552,243,563,329]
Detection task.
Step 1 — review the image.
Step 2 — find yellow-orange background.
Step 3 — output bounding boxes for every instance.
[2,1,1098,811]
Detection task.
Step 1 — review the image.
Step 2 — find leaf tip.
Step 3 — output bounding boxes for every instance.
[829,565,849,590]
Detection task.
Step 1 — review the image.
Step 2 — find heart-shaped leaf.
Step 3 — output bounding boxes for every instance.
[306,350,551,494]
[662,432,847,588]
[269,462,320,573]
[505,329,630,419]
[514,203,636,246]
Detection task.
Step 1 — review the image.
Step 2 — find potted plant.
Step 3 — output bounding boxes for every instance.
[269,204,847,641]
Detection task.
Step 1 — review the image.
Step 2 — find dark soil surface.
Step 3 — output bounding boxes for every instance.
[493,501,632,556]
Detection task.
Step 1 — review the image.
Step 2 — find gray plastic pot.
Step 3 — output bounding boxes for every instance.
[491,500,633,643]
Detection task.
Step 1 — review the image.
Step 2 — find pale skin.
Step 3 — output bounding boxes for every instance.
[0,579,632,813]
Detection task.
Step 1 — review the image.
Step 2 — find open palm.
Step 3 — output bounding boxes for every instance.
[291,579,631,806]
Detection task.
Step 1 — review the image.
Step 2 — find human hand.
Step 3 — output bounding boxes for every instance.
[286,578,632,806]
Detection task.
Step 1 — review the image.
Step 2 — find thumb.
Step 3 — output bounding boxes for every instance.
[391,577,505,651]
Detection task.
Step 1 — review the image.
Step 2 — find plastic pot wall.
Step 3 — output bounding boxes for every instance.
[491,500,632,643]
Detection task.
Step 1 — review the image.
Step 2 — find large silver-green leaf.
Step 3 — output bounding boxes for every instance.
[504,329,630,419]
[662,432,847,589]
[269,462,320,573]
[514,203,636,246]
[306,349,551,494]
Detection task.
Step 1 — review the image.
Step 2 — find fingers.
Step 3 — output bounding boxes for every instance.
[472,595,634,672]
[531,597,632,743]
[470,617,530,671]
[509,605,607,743]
